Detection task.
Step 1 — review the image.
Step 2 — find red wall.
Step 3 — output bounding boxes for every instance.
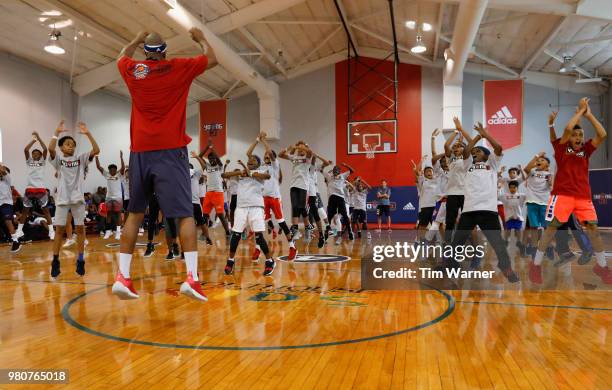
[335,57,421,186]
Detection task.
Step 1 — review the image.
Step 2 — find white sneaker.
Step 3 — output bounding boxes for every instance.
[114,230,121,240]
[48,230,55,240]
[335,236,342,245]
[14,230,24,240]
[85,239,89,246]
[138,227,144,236]
[63,239,76,248]
[103,230,112,240]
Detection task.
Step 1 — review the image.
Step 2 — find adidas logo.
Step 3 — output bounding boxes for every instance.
[403,202,415,211]
[488,106,517,125]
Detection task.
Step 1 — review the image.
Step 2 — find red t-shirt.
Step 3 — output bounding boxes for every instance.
[117,55,208,152]
[551,138,596,199]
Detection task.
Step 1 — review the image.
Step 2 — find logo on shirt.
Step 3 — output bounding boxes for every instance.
[133,63,150,80]
[468,162,491,172]
[60,159,81,168]
[565,147,586,157]
[28,161,44,167]
[487,106,517,125]
[403,202,415,211]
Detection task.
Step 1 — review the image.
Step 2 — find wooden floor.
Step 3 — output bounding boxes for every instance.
[1,229,611,389]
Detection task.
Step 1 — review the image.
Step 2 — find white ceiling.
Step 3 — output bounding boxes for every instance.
[1,0,610,101]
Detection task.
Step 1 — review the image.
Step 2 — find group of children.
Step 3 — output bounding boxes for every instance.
[412,97,610,284]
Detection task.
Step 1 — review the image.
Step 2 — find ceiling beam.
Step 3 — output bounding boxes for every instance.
[520,16,568,77]
[432,2,445,62]
[334,0,360,56]
[479,13,529,29]
[350,23,432,63]
[550,34,612,48]
[440,34,518,77]
[296,26,343,67]
[543,48,594,78]
[238,27,287,76]
[418,0,577,16]
[253,20,340,25]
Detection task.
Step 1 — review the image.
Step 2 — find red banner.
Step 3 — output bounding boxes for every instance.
[483,79,523,150]
[199,99,227,156]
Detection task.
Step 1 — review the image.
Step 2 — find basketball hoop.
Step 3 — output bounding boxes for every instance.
[364,144,376,159]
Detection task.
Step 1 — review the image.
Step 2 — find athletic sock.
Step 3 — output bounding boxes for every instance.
[17,223,24,233]
[53,254,59,262]
[533,250,544,266]
[119,253,132,278]
[595,252,607,267]
[289,241,296,248]
[184,251,199,281]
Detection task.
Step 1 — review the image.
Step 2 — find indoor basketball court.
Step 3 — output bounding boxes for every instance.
[1,0,611,389]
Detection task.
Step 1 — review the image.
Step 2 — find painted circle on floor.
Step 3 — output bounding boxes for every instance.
[61,275,455,351]
[277,254,351,263]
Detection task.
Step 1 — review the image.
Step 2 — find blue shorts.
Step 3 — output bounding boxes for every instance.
[128,147,192,219]
[527,203,546,228]
[505,218,522,231]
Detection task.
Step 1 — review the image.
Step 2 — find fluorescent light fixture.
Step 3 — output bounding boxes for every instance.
[163,0,178,9]
[44,30,65,55]
[405,20,416,29]
[576,77,603,84]
[422,22,432,31]
[48,19,72,29]
[411,35,426,54]
[41,10,62,16]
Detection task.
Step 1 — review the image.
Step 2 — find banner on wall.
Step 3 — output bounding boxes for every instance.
[590,169,612,227]
[483,79,523,150]
[366,186,419,224]
[199,100,227,156]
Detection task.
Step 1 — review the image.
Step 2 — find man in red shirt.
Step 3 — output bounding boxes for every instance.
[112,29,217,301]
[529,97,610,284]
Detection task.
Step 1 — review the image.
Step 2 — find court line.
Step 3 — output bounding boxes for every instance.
[457,300,612,312]
[60,281,456,351]
[0,278,108,286]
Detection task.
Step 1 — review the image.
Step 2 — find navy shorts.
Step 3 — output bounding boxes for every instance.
[0,204,13,219]
[128,147,192,219]
[505,218,523,231]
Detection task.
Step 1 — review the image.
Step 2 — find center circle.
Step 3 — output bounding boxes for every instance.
[62,276,455,351]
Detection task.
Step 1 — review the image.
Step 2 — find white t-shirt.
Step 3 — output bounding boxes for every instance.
[0,173,12,206]
[205,161,224,192]
[262,160,281,198]
[462,154,501,213]
[288,152,310,191]
[433,160,449,197]
[499,176,524,194]
[417,176,440,209]
[26,158,47,189]
[307,163,320,196]
[190,168,203,204]
[324,171,350,198]
[198,182,207,198]
[49,151,91,205]
[227,176,239,196]
[121,174,130,200]
[498,192,526,221]
[445,155,466,196]
[353,189,368,210]
[237,169,265,208]
[525,169,552,205]
[103,170,122,201]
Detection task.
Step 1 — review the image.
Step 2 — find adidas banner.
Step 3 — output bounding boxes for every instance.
[366,186,419,224]
[483,79,523,150]
[590,168,612,227]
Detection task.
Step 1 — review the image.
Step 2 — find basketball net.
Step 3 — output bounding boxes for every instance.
[364,144,376,159]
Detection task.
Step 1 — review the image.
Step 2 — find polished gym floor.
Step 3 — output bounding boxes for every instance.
[1,229,611,389]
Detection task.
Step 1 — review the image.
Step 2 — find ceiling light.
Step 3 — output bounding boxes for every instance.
[559,55,575,74]
[405,20,416,29]
[422,22,432,32]
[411,35,426,54]
[48,19,72,29]
[38,17,48,22]
[41,10,62,16]
[44,30,65,55]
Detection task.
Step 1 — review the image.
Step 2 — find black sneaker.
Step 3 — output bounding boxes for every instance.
[324,226,331,241]
[501,267,520,283]
[143,243,155,258]
[76,260,85,276]
[206,237,213,246]
[166,251,174,260]
[545,246,555,260]
[224,260,235,275]
[181,252,185,260]
[172,243,180,257]
[10,240,21,253]
[51,259,61,278]
[554,251,576,267]
[263,259,275,276]
[317,234,325,248]
[578,251,593,265]
[357,231,362,239]
[348,232,354,241]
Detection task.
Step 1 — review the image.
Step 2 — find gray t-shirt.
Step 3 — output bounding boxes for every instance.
[378,187,391,205]
[190,168,203,204]
[353,189,368,210]
[205,162,224,192]
[50,151,91,205]
[0,173,12,206]
[262,160,281,198]
[323,171,350,198]
[103,169,122,201]
[237,169,265,208]
[289,152,311,191]
[121,174,130,200]
[26,158,47,189]
[525,169,552,205]
[307,163,320,195]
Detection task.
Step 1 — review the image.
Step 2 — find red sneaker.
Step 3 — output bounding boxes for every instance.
[248,231,254,239]
[593,264,612,284]
[288,246,297,261]
[112,272,139,300]
[180,272,208,301]
[272,230,278,239]
[528,261,543,284]
[252,248,261,262]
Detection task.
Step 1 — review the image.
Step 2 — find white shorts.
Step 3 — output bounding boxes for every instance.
[318,207,327,221]
[30,217,47,226]
[232,206,265,233]
[55,203,86,226]
[435,201,447,224]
